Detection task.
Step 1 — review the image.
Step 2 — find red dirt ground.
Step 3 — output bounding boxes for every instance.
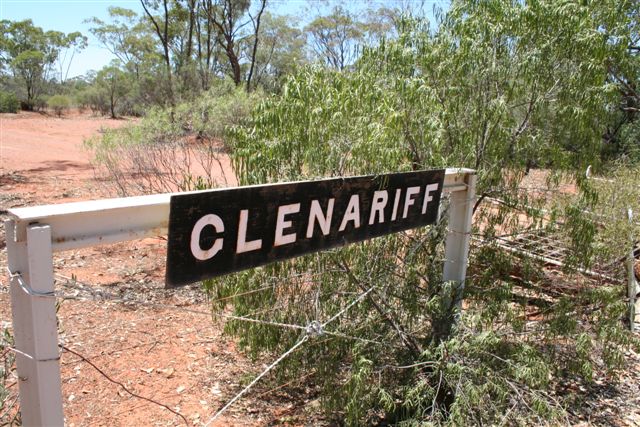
[0,111,318,426]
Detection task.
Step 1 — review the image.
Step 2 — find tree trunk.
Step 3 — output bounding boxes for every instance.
[246,0,266,92]
[141,0,175,111]
[186,0,196,59]
[225,38,242,86]
[110,91,116,119]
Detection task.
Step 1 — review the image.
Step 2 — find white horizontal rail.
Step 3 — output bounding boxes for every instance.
[7,168,475,253]
[3,167,476,426]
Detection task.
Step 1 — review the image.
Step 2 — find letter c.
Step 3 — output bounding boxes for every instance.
[190,214,224,261]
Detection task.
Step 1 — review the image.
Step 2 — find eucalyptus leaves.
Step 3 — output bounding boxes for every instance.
[219,1,639,425]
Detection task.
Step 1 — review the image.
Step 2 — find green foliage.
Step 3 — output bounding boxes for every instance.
[0,19,86,109]
[598,0,640,163]
[0,326,20,424]
[217,1,640,425]
[0,90,19,113]
[75,86,106,115]
[588,164,640,282]
[86,80,260,195]
[177,78,260,139]
[615,120,640,163]
[95,63,132,118]
[47,94,71,116]
[81,0,639,424]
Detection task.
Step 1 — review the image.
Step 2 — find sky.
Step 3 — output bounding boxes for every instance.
[1,0,144,78]
[0,0,449,79]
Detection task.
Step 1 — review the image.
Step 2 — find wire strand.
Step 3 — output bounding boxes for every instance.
[321,284,376,327]
[203,335,309,426]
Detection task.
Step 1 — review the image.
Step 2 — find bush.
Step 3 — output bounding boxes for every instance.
[86,78,259,196]
[182,79,260,140]
[220,5,639,422]
[47,95,71,117]
[84,87,110,116]
[74,89,89,113]
[33,95,48,112]
[0,91,19,113]
[0,325,19,423]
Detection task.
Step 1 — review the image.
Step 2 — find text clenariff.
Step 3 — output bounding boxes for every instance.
[190,184,440,261]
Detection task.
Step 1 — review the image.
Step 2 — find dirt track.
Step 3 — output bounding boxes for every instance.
[1,111,124,177]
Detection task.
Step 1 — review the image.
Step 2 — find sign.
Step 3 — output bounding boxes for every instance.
[165,169,445,287]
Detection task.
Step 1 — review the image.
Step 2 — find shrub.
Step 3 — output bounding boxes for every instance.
[74,90,89,113]
[219,3,639,423]
[47,95,71,117]
[85,78,259,196]
[0,325,20,423]
[33,95,48,112]
[0,91,19,113]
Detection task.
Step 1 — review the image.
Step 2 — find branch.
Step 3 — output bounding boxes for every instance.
[246,0,266,92]
[140,0,166,46]
[509,81,537,147]
[473,192,488,214]
[62,345,189,426]
[339,258,422,356]
[609,65,640,99]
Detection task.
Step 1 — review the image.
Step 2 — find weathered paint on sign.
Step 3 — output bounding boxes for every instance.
[165,169,445,287]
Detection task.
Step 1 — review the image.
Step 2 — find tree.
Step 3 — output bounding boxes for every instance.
[193,0,220,90]
[96,63,130,118]
[140,0,176,107]
[86,7,157,79]
[50,31,87,84]
[10,50,46,108]
[205,0,250,86]
[600,0,640,161]
[246,12,307,91]
[304,6,365,71]
[223,1,639,424]
[0,19,76,109]
[245,0,267,91]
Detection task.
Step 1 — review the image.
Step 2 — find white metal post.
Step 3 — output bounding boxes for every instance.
[6,221,64,427]
[443,171,477,309]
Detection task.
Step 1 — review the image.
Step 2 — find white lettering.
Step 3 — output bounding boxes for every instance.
[368,190,388,225]
[190,214,224,261]
[275,203,301,246]
[402,186,420,219]
[422,183,439,214]
[339,194,361,231]
[391,189,401,221]
[306,199,334,238]
[237,209,262,253]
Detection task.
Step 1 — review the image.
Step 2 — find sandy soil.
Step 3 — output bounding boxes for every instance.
[0,111,128,195]
[0,111,318,426]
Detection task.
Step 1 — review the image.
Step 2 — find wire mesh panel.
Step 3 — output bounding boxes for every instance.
[490,227,628,283]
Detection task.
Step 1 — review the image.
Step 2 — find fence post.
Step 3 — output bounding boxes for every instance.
[6,221,64,426]
[628,209,639,332]
[443,171,477,310]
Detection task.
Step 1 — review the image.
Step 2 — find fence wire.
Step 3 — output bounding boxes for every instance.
[3,266,387,424]
[2,195,559,425]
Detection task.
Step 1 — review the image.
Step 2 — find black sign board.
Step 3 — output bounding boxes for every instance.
[166,169,445,287]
